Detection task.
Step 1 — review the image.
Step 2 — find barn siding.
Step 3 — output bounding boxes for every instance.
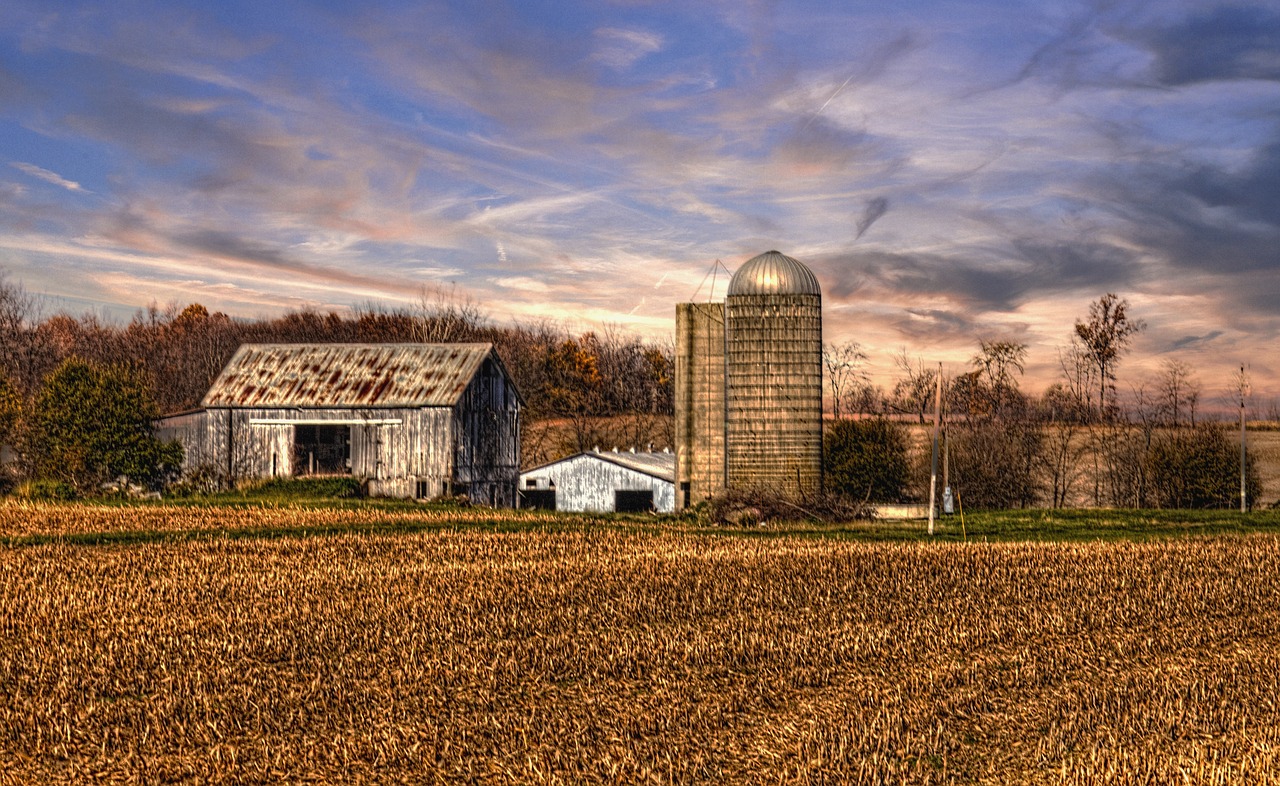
[452,356,521,507]
[157,345,521,503]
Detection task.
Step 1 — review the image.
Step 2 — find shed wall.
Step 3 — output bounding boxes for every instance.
[520,453,675,513]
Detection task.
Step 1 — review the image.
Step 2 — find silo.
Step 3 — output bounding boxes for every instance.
[675,302,726,508]
[725,250,823,496]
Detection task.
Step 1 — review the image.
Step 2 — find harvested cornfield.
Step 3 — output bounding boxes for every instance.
[2,506,1280,783]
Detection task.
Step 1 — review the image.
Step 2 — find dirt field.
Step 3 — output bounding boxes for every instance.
[3,505,1280,783]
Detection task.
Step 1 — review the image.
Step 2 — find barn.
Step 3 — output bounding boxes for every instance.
[519,449,675,513]
[157,343,522,504]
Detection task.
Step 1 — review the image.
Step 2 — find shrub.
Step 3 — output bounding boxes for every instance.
[949,419,1043,510]
[13,479,79,501]
[25,358,182,493]
[1145,424,1262,509]
[824,418,911,503]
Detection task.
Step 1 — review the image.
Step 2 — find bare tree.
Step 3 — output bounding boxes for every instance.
[891,349,938,424]
[411,283,488,343]
[1154,359,1200,427]
[823,340,869,419]
[1073,294,1144,418]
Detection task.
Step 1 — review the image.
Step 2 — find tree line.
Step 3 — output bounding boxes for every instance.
[824,293,1262,510]
[0,275,674,494]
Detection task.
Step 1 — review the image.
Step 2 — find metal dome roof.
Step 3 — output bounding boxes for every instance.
[727,250,821,297]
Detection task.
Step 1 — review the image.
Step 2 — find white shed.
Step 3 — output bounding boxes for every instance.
[519,449,676,513]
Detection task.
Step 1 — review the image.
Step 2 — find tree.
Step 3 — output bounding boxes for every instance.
[1154,359,1199,427]
[26,359,182,491]
[824,419,910,503]
[969,339,1028,417]
[1073,294,1144,418]
[950,340,1040,509]
[1146,424,1261,509]
[824,341,869,419]
[891,349,938,424]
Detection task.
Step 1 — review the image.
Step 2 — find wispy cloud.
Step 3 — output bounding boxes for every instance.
[592,27,663,70]
[12,162,87,192]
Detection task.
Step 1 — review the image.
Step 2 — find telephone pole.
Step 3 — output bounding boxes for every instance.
[928,363,942,536]
[1240,364,1248,514]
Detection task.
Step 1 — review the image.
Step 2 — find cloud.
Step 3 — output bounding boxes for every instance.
[1168,331,1224,351]
[854,197,888,240]
[1137,5,1280,86]
[592,27,663,70]
[11,162,87,192]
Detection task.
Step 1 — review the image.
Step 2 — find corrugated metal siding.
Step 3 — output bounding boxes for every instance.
[202,343,493,409]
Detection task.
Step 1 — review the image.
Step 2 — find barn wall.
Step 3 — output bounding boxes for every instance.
[453,355,521,507]
[160,407,458,498]
[520,454,675,513]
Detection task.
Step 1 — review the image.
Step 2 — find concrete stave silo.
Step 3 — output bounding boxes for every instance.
[725,251,823,496]
[675,250,823,507]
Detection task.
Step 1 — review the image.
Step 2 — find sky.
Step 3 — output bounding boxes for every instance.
[1,0,1279,402]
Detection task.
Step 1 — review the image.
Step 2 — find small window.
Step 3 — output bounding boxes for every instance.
[526,478,537,489]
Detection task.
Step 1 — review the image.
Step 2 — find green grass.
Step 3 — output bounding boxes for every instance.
[7,492,1280,549]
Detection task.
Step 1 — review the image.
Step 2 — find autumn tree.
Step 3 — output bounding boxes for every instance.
[1074,294,1144,418]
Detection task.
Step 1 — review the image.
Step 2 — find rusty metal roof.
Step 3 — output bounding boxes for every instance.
[202,343,497,409]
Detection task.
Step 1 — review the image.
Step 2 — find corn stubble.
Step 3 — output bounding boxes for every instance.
[2,508,1279,783]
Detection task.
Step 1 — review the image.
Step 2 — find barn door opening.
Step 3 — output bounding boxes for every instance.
[293,424,351,475]
[614,489,653,513]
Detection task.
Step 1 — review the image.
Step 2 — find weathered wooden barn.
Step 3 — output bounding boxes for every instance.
[157,343,522,504]
[519,449,675,513]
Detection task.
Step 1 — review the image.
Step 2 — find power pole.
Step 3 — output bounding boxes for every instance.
[1241,364,1248,514]
[928,363,942,536]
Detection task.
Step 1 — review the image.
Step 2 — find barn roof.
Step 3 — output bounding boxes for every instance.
[202,343,500,409]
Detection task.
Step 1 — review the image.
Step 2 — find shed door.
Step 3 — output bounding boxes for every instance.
[615,489,653,513]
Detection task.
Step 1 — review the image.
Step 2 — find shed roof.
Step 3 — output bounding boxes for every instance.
[202,343,499,409]
[523,450,676,483]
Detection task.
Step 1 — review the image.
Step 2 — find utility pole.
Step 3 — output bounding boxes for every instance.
[928,363,942,536]
[1240,364,1248,514]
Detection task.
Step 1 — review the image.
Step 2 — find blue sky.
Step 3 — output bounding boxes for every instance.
[2,0,1279,397]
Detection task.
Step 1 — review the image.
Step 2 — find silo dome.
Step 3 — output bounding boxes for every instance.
[727,250,821,297]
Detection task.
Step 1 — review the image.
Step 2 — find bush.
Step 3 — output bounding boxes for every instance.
[13,479,79,501]
[824,418,911,503]
[236,476,366,500]
[1146,424,1262,509]
[25,358,182,493]
[706,486,872,526]
[949,419,1043,510]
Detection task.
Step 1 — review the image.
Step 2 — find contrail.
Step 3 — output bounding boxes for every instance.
[801,71,859,133]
